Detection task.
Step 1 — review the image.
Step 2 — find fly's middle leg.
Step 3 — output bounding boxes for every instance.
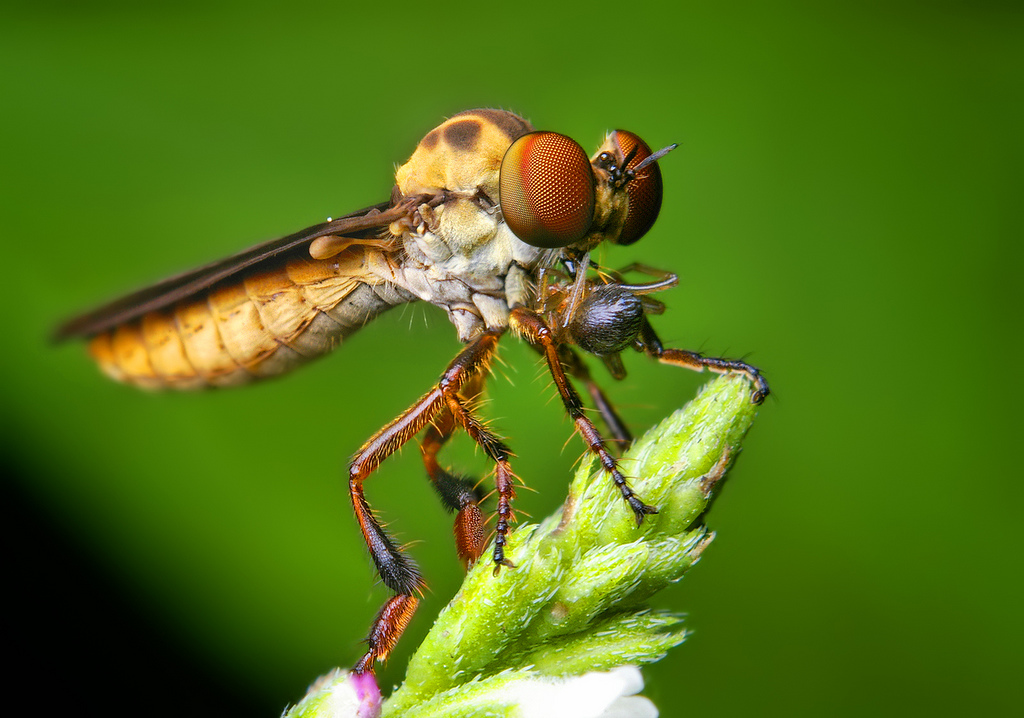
[509,306,657,524]
[557,345,633,449]
[348,328,512,674]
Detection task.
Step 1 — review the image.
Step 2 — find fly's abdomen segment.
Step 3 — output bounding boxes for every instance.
[88,253,406,389]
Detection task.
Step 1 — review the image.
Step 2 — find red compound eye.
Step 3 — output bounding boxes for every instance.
[612,130,663,246]
[499,131,596,248]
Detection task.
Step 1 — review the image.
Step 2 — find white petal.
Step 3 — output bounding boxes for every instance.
[602,696,659,718]
[501,666,654,718]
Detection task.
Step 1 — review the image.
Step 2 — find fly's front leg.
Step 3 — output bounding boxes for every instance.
[420,374,487,569]
[510,307,657,524]
[638,318,770,404]
[349,329,503,674]
[608,263,678,291]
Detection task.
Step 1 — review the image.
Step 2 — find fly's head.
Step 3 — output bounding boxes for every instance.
[499,128,675,256]
[591,130,670,247]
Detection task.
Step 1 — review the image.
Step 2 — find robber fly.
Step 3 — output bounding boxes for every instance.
[55,109,768,675]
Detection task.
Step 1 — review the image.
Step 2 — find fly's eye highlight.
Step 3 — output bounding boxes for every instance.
[500,131,596,248]
[612,130,663,246]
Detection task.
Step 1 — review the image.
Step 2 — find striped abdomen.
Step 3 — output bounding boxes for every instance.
[87,249,408,389]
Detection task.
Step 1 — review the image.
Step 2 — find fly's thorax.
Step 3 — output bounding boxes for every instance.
[386,110,546,337]
[394,109,541,264]
[396,197,542,280]
[392,212,542,341]
[395,109,534,203]
[426,196,502,256]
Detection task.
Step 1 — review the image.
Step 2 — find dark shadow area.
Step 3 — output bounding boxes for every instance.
[3,468,278,717]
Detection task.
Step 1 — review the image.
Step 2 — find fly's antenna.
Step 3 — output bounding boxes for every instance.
[633,143,678,173]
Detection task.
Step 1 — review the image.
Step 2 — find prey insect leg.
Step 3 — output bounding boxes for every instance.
[509,307,657,524]
[420,374,488,568]
[637,318,770,404]
[349,329,512,673]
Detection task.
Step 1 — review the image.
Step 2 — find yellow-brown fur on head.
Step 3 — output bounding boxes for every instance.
[584,134,632,250]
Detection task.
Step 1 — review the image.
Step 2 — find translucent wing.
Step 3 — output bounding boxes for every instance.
[55,199,413,340]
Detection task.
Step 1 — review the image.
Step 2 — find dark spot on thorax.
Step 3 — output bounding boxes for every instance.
[421,129,440,149]
[444,119,483,151]
[453,108,533,141]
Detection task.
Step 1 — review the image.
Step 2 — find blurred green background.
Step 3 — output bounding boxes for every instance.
[3,1,1021,715]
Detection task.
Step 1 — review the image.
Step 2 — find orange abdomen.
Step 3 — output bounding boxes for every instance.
[87,251,405,389]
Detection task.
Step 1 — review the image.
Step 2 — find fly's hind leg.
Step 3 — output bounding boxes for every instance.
[349,329,514,674]
[637,317,770,404]
[510,307,657,524]
[420,374,488,569]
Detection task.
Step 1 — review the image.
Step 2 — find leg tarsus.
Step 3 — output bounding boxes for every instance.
[657,348,769,404]
[441,398,518,572]
[492,557,516,576]
[638,317,769,404]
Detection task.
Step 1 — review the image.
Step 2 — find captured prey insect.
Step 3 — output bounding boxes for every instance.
[55,109,769,675]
